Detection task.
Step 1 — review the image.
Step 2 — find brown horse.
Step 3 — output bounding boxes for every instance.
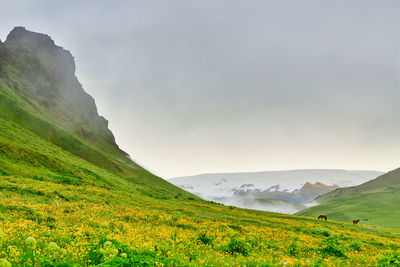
[353,219,360,225]
[318,215,327,221]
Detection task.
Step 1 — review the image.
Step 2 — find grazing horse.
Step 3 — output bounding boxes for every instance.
[318,215,327,221]
[353,219,360,225]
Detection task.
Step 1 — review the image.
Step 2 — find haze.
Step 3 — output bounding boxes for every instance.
[1,0,398,178]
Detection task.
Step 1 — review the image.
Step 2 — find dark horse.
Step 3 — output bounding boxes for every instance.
[318,215,327,221]
[353,219,360,225]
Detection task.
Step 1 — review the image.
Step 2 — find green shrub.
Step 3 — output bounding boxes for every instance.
[25,237,37,249]
[245,233,262,248]
[320,236,347,258]
[86,236,169,266]
[348,240,362,251]
[376,250,400,266]
[288,241,299,256]
[228,224,243,232]
[47,242,60,252]
[311,227,332,237]
[224,233,250,256]
[196,232,214,246]
[109,221,125,233]
[105,247,119,257]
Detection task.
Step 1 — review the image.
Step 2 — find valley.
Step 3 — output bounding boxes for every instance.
[169,170,382,214]
[298,168,400,229]
[0,27,398,266]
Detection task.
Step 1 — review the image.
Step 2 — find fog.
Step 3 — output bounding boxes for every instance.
[218,197,307,214]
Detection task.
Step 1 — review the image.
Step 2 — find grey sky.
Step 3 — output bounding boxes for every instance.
[1,0,399,178]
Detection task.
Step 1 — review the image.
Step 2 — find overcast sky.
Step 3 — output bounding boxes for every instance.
[1,1,399,178]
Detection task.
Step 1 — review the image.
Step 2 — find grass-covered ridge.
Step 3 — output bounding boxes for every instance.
[0,27,399,265]
[297,168,400,229]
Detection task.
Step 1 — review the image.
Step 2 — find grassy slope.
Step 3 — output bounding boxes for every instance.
[297,168,400,229]
[0,28,187,198]
[0,28,399,265]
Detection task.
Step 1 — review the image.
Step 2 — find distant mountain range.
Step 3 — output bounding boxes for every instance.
[217,181,340,214]
[169,169,382,213]
[235,181,339,204]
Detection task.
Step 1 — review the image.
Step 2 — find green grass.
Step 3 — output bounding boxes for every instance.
[297,169,400,229]
[297,188,400,229]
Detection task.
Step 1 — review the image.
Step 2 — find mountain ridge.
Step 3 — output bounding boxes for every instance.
[170,169,382,196]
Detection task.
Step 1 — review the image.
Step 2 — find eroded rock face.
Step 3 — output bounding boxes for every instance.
[6,26,76,76]
[0,38,10,62]
[7,26,55,45]
[0,26,131,162]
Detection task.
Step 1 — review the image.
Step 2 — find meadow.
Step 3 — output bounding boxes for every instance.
[298,168,400,229]
[0,172,399,266]
[0,27,399,266]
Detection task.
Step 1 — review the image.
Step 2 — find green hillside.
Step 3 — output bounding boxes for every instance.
[0,27,188,198]
[0,27,399,266]
[297,168,400,229]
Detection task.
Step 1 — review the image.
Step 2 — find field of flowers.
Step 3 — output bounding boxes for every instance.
[0,175,399,266]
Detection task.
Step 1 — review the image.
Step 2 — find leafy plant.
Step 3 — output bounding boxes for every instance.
[320,235,347,258]
[196,232,214,246]
[376,250,400,266]
[223,233,250,256]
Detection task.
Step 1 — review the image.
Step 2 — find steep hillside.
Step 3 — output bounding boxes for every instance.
[0,27,187,197]
[0,27,398,266]
[297,168,400,228]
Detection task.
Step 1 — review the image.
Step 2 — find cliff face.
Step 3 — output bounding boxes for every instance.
[0,27,192,198]
[0,27,139,172]
[3,27,117,147]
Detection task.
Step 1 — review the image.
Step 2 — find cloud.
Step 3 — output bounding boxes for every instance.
[1,0,398,177]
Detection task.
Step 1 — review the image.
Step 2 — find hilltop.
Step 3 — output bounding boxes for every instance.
[0,27,398,266]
